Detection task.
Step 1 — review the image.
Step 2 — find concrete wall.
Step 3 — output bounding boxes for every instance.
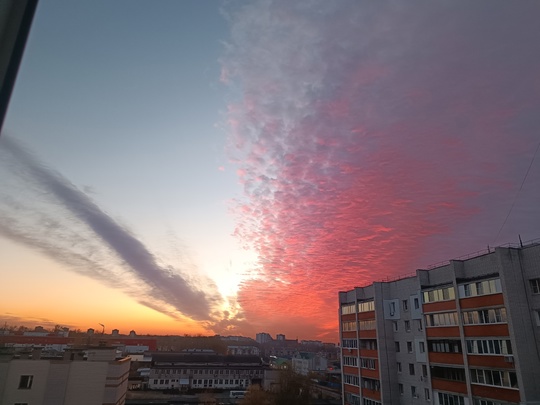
[1,359,50,404]
[498,246,540,403]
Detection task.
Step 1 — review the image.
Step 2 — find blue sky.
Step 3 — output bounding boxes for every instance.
[1,0,253,335]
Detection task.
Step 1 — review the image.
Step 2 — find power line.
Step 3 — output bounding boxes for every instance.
[493,137,540,245]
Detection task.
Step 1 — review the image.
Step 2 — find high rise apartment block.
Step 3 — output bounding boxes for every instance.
[339,242,540,405]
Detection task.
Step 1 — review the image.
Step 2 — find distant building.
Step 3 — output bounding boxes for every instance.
[256,332,273,344]
[339,242,540,405]
[276,334,286,341]
[0,347,130,405]
[300,340,323,346]
[227,344,261,356]
[292,352,328,376]
[147,353,267,391]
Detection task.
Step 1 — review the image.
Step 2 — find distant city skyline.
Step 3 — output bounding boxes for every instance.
[1,0,540,341]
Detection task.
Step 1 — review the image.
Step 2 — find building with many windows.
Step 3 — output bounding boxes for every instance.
[148,352,267,391]
[339,242,540,405]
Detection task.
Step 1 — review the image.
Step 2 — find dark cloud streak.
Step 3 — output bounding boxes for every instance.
[0,136,223,324]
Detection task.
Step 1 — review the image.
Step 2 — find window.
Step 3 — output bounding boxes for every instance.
[419,341,425,353]
[345,393,361,405]
[361,377,380,391]
[393,321,398,332]
[411,385,417,398]
[466,339,512,355]
[424,388,430,400]
[425,311,458,327]
[342,339,358,348]
[472,369,518,388]
[343,321,357,331]
[342,303,356,314]
[530,278,540,294]
[363,399,381,405]
[390,302,396,316]
[405,320,411,332]
[358,300,375,312]
[343,356,358,367]
[438,393,465,405]
[473,399,509,405]
[416,319,423,331]
[403,299,409,311]
[431,366,466,382]
[359,320,376,330]
[360,358,376,369]
[399,383,404,395]
[397,362,402,373]
[423,286,455,303]
[470,369,518,388]
[344,374,360,386]
[407,341,413,353]
[422,365,428,378]
[462,308,507,325]
[460,279,502,298]
[409,363,415,375]
[414,297,420,309]
[395,342,400,352]
[18,375,33,389]
[535,310,540,326]
[428,339,462,353]
[360,339,377,350]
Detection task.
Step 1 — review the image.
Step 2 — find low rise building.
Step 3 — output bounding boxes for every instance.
[292,352,328,375]
[0,347,130,405]
[147,353,267,391]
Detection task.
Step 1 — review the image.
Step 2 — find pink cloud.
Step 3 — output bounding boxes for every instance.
[222,0,540,340]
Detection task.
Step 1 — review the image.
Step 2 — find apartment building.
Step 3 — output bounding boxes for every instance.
[0,347,130,405]
[339,242,540,405]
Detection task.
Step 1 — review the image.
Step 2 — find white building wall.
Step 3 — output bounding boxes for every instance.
[0,359,50,404]
[64,361,108,405]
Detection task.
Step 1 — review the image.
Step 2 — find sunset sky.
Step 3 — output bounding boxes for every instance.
[1,0,539,341]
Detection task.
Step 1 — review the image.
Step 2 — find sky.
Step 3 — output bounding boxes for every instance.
[1,0,539,341]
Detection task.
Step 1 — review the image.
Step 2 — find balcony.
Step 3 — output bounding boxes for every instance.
[359,349,378,358]
[360,367,379,379]
[471,384,520,403]
[426,326,460,338]
[459,293,504,309]
[358,311,375,320]
[423,300,456,312]
[358,329,376,339]
[463,324,509,337]
[432,378,467,394]
[429,351,464,365]
[343,384,360,395]
[361,387,381,402]
[468,354,515,369]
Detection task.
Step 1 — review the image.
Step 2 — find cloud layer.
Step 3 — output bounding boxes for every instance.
[0,136,226,329]
[222,0,540,339]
